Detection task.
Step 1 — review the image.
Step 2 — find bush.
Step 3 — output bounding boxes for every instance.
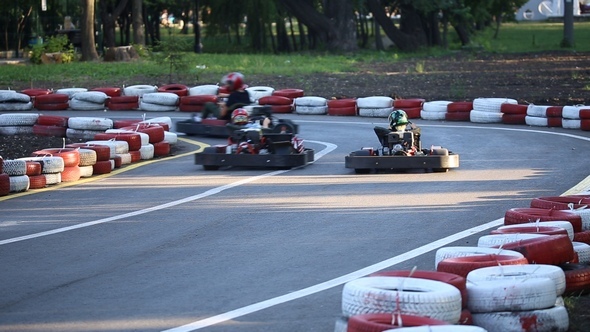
[29,35,76,64]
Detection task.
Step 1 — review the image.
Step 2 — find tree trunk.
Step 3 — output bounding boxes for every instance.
[132,0,144,45]
[99,0,128,48]
[366,0,424,52]
[194,0,202,53]
[80,0,99,61]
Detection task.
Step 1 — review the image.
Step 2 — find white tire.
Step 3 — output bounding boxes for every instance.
[341,276,462,323]
[525,115,548,127]
[2,159,27,176]
[564,208,590,230]
[356,96,393,108]
[139,100,177,112]
[79,165,94,178]
[420,110,447,120]
[0,113,40,126]
[85,140,129,155]
[124,85,157,96]
[141,116,173,128]
[72,91,108,104]
[69,99,105,111]
[385,326,487,332]
[477,233,547,248]
[0,101,34,111]
[9,175,30,192]
[470,110,502,123]
[164,131,178,144]
[466,264,566,296]
[294,96,327,107]
[435,246,525,269]
[422,100,452,113]
[562,105,582,119]
[471,305,569,332]
[68,117,114,130]
[246,86,275,102]
[496,221,574,241]
[115,153,132,165]
[561,119,581,129]
[77,149,97,166]
[0,126,34,136]
[56,87,87,99]
[295,105,328,115]
[66,128,104,141]
[573,241,590,264]
[18,156,64,174]
[0,91,26,102]
[139,144,154,160]
[358,107,394,118]
[467,278,557,313]
[473,97,517,113]
[527,104,549,117]
[141,92,179,106]
[189,84,219,96]
[44,172,61,185]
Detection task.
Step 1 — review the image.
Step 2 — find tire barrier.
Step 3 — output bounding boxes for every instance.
[157,84,188,97]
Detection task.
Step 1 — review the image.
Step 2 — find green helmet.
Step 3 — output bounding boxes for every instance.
[388,110,409,129]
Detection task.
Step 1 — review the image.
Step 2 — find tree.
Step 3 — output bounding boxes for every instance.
[132,0,144,45]
[80,0,99,61]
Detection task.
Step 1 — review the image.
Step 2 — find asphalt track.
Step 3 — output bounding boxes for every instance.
[1,112,590,332]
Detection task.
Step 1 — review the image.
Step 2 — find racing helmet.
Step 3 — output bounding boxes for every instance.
[388,109,409,130]
[221,72,245,91]
[231,108,249,125]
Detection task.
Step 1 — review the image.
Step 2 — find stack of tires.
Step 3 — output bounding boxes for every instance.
[445,101,473,122]
[0,113,38,136]
[327,98,356,116]
[94,131,143,164]
[581,108,590,131]
[0,157,7,196]
[67,117,114,141]
[257,95,293,114]
[0,91,33,111]
[33,115,69,138]
[66,143,112,175]
[34,93,70,111]
[84,139,129,169]
[470,98,518,124]
[394,98,425,119]
[294,96,327,115]
[139,92,179,112]
[421,100,452,121]
[69,91,108,111]
[178,95,217,113]
[55,88,87,99]
[245,86,274,103]
[21,88,52,103]
[562,105,585,130]
[1,159,30,193]
[500,103,528,125]
[91,87,122,97]
[31,148,81,182]
[123,85,157,98]
[189,84,219,96]
[356,96,393,118]
[17,155,65,186]
[158,84,188,97]
[525,104,550,127]
[272,88,304,104]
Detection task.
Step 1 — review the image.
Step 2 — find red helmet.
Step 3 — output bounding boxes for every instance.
[221,72,245,91]
[231,108,249,125]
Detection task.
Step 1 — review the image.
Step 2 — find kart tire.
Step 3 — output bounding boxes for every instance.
[573,242,590,264]
[272,88,304,100]
[157,84,188,97]
[188,84,219,96]
[269,104,293,113]
[123,85,157,97]
[37,115,69,127]
[490,225,569,237]
[21,88,52,98]
[351,150,371,174]
[504,208,582,232]
[347,314,448,332]
[32,148,80,167]
[258,95,292,105]
[246,86,274,102]
[35,93,69,104]
[436,254,529,278]
[25,161,42,176]
[34,102,70,111]
[55,87,87,98]
[107,102,139,110]
[32,124,66,137]
[501,113,527,124]
[471,306,569,332]
[328,106,357,116]
[29,174,47,189]
[530,195,590,210]
[72,91,108,104]
[473,97,517,113]
[394,98,425,109]
[446,101,473,112]
[445,111,471,121]
[492,234,575,265]
[9,175,30,192]
[470,110,502,123]
[560,263,590,295]
[562,119,581,129]
[477,233,547,248]
[0,173,10,196]
[141,92,180,106]
[91,87,122,97]
[358,107,393,118]
[0,113,40,126]
[356,96,393,108]
[525,115,548,127]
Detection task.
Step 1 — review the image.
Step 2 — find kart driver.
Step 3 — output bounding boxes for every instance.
[231,108,271,128]
[196,72,251,122]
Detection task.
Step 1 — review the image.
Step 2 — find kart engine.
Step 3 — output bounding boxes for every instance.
[374,126,421,156]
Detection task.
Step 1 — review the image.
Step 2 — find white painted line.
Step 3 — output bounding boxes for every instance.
[0,141,337,246]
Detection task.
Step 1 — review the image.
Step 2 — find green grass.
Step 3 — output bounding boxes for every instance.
[1,20,590,88]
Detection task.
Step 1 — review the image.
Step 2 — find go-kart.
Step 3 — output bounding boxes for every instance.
[194,114,313,170]
[345,126,459,173]
[176,105,298,137]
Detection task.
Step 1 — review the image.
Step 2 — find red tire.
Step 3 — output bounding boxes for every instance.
[108,95,139,104]
[547,117,562,128]
[402,107,422,119]
[258,95,293,106]
[61,166,81,182]
[153,141,171,157]
[107,102,138,110]
[500,103,527,114]
[120,124,165,144]
[546,106,564,117]
[459,309,473,325]
[272,88,304,100]
[328,106,357,116]
[158,84,188,97]
[178,104,205,112]
[37,115,69,127]
[113,119,141,129]
[445,111,471,121]
[94,132,143,151]
[327,98,357,108]
[573,230,590,245]
[25,161,42,176]
[530,195,590,210]
[66,144,111,162]
[32,148,80,168]
[0,173,9,196]
[35,93,69,104]
[560,263,590,295]
[502,113,527,124]
[447,101,473,113]
[129,150,141,163]
[32,124,67,137]
[347,314,448,332]
[270,104,293,113]
[21,88,52,97]
[34,102,69,111]
[437,254,528,278]
[491,225,569,237]
[493,234,574,265]
[28,174,47,189]
[180,95,217,105]
[581,119,590,131]
[580,109,590,119]
[91,87,122,97]
[504,208,583,232]
[112,155,122,168]
[92,160,112,174]
[394,98,425,109]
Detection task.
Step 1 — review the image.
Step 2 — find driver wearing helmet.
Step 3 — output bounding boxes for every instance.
[230,108,271,128]
[374,109,421,141]
[197,72,251,122]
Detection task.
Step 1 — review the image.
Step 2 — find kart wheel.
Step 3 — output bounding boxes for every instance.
[203,165,220,171]
[273,121,295,134]
[202,147,220,170]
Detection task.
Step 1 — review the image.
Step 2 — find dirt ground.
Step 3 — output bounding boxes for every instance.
[1,51,590,330]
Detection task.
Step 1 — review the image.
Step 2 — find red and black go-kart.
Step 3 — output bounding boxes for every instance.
[176,105,299,137]
[345,126,459,173]
[195,112,313,170]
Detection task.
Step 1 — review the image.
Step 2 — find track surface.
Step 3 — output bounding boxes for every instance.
[1,112,589,332]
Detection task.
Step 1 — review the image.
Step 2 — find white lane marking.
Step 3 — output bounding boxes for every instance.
[0,141,337,246]
[162,217,504,332]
